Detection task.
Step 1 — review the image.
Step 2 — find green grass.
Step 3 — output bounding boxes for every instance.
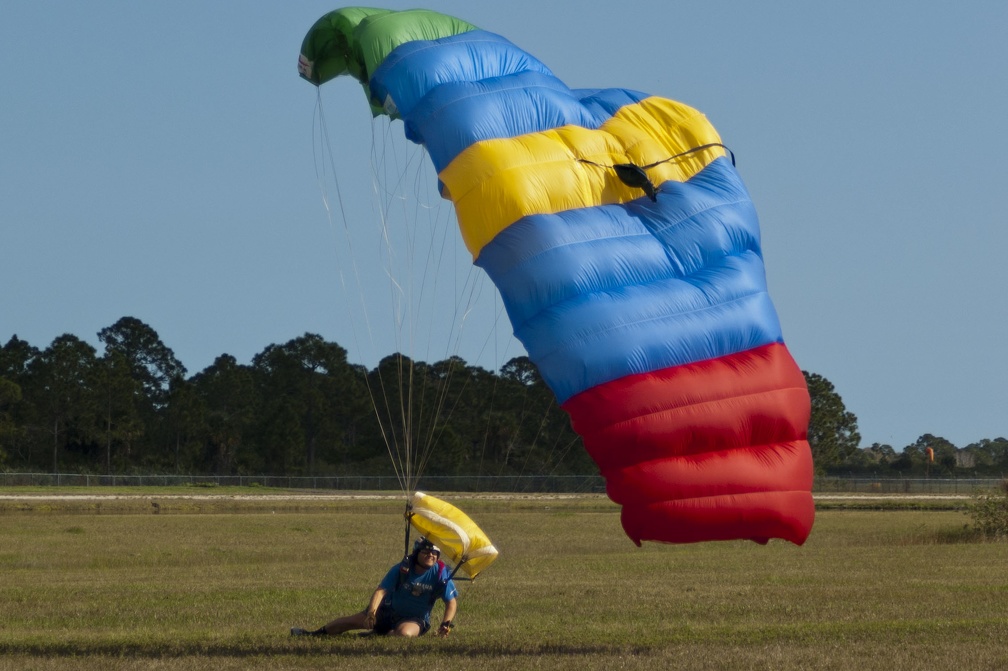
[0,492,1005,670]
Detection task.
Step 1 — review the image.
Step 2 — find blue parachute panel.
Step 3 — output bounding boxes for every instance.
[475,157,783,402]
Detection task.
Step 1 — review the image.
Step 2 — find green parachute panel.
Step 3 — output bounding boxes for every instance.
[298,7,477,115]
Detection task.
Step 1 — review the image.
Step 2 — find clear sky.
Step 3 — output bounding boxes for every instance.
[2,1,1005,450]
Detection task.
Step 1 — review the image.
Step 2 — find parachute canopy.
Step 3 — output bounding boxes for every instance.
[408,492,498,579]
[299,8,815,546]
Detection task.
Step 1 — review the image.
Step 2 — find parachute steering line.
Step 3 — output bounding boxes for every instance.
[577,142,736,202]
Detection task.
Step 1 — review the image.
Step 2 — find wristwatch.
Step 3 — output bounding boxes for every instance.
[440,620,454,629]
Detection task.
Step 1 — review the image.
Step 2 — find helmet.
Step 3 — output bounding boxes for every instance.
[411,537,441,559]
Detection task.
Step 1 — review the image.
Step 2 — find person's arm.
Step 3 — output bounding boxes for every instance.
[363,587,387,629]
[436,597,457,637]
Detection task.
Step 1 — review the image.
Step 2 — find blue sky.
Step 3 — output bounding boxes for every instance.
[2,1,1005,450]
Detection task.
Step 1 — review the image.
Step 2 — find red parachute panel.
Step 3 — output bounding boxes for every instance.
[564,342,814,545]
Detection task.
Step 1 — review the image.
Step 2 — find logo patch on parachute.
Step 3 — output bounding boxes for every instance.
[297,55,313,80]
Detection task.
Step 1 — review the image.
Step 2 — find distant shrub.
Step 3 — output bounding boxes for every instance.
[966,479,1008,539]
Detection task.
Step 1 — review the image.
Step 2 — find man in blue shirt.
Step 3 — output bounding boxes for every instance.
[292,538,458,638]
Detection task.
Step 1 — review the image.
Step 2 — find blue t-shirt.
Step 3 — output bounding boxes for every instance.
[378,562,458,623]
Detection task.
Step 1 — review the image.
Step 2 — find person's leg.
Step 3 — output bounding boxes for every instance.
[321,609,372,634]
[292,609,372,636]
[391,619,423,637]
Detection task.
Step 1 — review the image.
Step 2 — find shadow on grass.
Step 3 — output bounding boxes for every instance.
[0,639,647,659]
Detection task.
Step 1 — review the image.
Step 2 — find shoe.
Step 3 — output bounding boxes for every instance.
[290,627,309,636]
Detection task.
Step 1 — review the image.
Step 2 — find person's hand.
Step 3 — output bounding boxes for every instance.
[364,610,377,630]
[436,620,454,638]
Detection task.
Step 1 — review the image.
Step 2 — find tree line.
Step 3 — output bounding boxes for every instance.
[1,317,1006,478]
[0,317,592,478]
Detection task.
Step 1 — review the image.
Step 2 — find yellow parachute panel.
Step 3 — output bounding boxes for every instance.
[408,492,499,579]
[441,96,726,258]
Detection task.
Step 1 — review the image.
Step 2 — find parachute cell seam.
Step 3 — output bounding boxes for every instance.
[507,246,763,334]
[585,385,811,444]
[599,440,810,482]
[622,488,813,508]
[512,286,773,360]
[408,82,606,146]
[375,30,524,78]
[492,191,754,279]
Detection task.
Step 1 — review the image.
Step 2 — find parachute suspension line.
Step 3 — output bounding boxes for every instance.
[400,144,442,492]
[402,502,414,560]
[514,407,586,491]
[482,374,576,490]
[315,101,540,494]
[511,395,558,483]
[312,90,407,491]
[494,384,557,483]
[411,209,481,486]
[411,234,525,486]
[315,99,520,497]
[465,296,518,481]
[364,119,512,494]
[363,120,468,494]
[374,141,424,496]
[361,119,425,495]
[315,92,420,494]
[419,220,515,485]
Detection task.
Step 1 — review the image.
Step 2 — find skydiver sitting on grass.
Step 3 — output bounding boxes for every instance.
[291,538,458,638]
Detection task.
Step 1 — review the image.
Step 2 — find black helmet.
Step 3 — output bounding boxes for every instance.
[411,537,441,559]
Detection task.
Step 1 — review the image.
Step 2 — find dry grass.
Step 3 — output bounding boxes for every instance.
[0,492,1005,670]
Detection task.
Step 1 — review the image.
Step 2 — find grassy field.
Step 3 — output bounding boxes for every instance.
[0,490,1005,670]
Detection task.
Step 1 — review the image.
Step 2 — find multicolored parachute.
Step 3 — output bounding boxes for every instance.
[299,8,815,545]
